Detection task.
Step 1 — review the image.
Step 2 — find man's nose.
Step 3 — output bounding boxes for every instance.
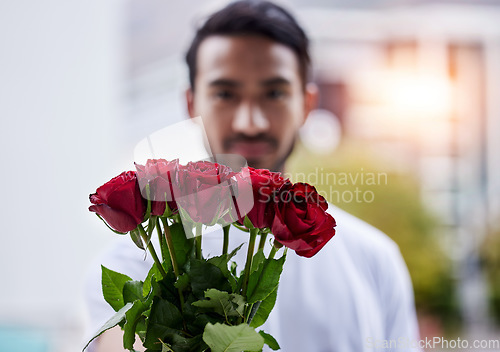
[232,101,270,136]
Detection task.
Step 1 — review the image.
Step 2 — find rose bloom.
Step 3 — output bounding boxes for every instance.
[234,167,286,229]
[89,171,146,233]
[135,159,179,216]
[174,161,235,224]
[272,182,336,258]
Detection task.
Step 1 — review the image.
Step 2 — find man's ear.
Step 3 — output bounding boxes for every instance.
[185,87,196,118]
[303,82,319,124]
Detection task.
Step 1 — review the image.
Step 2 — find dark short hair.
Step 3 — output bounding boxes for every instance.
[185,0,310,90]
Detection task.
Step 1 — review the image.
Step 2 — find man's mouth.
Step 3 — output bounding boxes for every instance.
[224,136,278,160]
[229,141,273,158]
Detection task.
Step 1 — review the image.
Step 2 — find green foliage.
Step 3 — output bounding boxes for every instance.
[258,331,280,350]
[288,141,460,328]
[123,300,149,349]
[144,299,184,349]
[249,288,278,328]
[82,302,133,351]
[479,227,500,325]
[188,260,232,299]
[247,253,286,304]
[86,222,283,351]
[169,223,194,269]
[192,289,245,323]
[101,266,133,312]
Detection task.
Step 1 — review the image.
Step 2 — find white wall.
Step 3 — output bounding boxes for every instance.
[0,1,128,350]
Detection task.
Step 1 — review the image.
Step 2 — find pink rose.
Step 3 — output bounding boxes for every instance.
[135,159,179,216]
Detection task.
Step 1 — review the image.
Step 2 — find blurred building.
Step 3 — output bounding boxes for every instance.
[302,3,500,264]
[296,3,500,332]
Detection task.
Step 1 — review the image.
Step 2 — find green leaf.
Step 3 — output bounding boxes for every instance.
[250,250,265,275]
[243,215,255,230]
[188,260,232,299]
[130,228,145,250]
[207,254,238,291]
[203,323,264,352]
[232,222,250,233]
[230,261,238,277]
[101,265,132,311]
[123,280,144,304]
[249,287,278,328]
[246,254,286,304]
[150,271,180,308]
[170,222,194,268]
[144,298,184,349]
[160,340,175,351]
[208,243,243,270]
[192,289,245,322]
[82,302,133,351]
[162,199,173,217]
[227,243,244,260]
[259,331,280,350]
[169,334,205,352]
[157,218,172,269]
[143,264,161,297]
[123,300,149,349]
[174,273,190,291]
[145,215,157,246]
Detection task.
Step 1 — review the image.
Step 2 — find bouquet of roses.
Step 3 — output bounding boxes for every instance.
[83,159,336,352]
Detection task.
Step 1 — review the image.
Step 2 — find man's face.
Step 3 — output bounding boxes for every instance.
[186,35,316,171]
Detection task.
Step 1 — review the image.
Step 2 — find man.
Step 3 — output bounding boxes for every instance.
[85,1,421,351]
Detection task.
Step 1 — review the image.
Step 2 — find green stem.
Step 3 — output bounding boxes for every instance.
[156,217,167,263]
[258,232,268,250]
[160,218,181,279]
[138,224,167,279]
[268,245,278,261]
[241,228,258,297]
[222,225,230,255]
[160,217,185,313]
[195,223,202,259]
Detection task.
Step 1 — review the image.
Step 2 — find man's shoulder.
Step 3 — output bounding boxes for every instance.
[319,204,406,280]
[315,205,412,306]
[327,204,398,253]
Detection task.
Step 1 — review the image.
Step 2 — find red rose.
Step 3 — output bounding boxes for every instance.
[235,167,286,229]
[272,182,336,257]
[135,159,179,216]
[174,161,235,224]
[89,171,146,233]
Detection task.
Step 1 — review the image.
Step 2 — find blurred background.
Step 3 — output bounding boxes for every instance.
[1,0,499,351]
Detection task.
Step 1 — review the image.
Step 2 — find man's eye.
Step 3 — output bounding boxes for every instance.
[215,90,234,100]
[266,89,285,99]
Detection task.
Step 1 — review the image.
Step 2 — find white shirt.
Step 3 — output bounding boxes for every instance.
[83,205,421,352]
